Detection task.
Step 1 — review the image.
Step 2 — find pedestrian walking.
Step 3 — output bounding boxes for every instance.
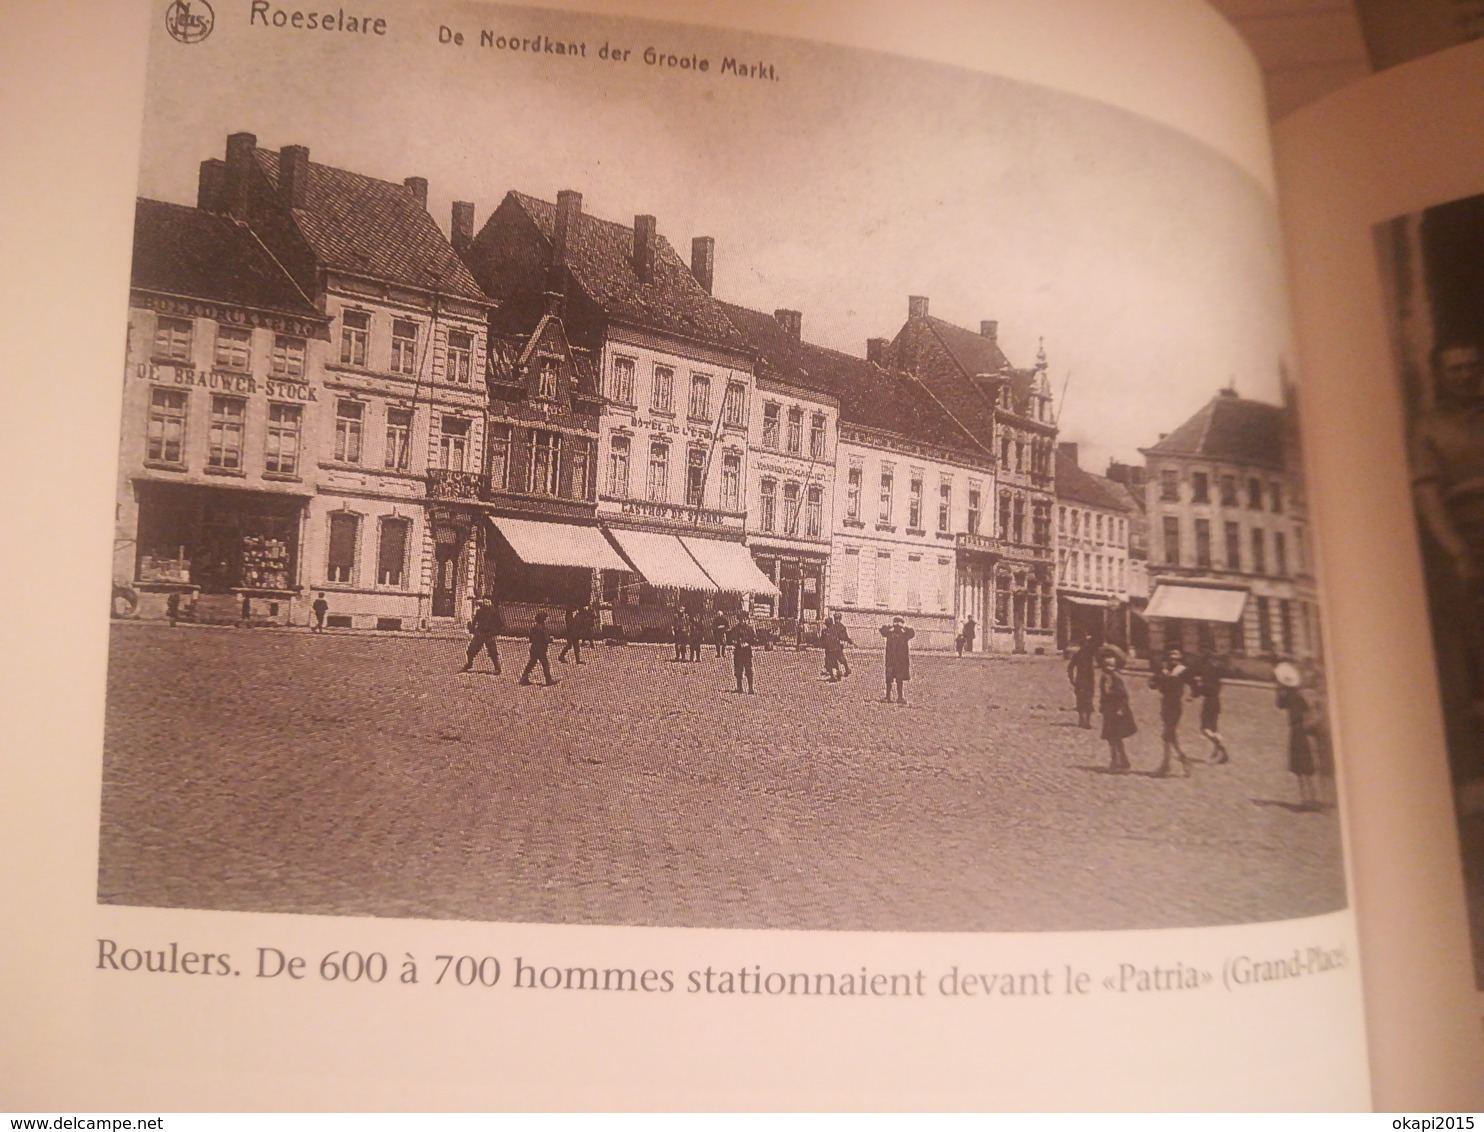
[688,609,705,662]
[880,616,915,703]
[956,616,976,657]
[1190,653,1230,763]
[519,610,559,686]
[728,609,757,694]
[311,592,329,633]
[822,612,854,681]
[1275,662,1320,810]
[711,610,729,657]
[558,605,585,665]
[166,592,181,627]
[672,607,690,662]
[1098,653,1136,771]
[461,597,503,674]
[836,612,853,678]
[1149,647,1193,777]
[1066,634,1098,729]
[239,593,252,628]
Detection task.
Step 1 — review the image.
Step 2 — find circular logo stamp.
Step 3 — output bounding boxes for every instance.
[165,0,214,44]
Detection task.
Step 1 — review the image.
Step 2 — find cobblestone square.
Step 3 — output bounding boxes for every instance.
[99,624,1347,931]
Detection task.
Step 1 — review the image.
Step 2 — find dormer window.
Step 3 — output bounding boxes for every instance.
[537,358,560,400]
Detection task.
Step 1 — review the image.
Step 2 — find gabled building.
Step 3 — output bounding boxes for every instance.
[117,197,330,624]
[461,190,775,637]
[1054,443,1135,650]
[1139,387,1319,668]
[890,297,1058,653]
[197,132,493,630]
[722,303,997,649]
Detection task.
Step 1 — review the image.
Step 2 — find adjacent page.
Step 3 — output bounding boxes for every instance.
[1275,39,1484,1111]
[1,0,1369,1110]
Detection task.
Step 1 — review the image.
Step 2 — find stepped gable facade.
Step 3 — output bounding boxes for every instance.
[1140,387,1320,665]
[1054,443,1135,651]
[196,131,494,630]
[889,297,1058,653]
[722,301,998,650]
[116,197,330,625]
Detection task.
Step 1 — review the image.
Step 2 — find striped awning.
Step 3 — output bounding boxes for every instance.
[607,529,718,591]
[684,536,782,597]
[487,517,629,571]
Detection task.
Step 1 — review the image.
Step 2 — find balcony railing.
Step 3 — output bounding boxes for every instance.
[426,469,486,501]
[954,531,1054,560]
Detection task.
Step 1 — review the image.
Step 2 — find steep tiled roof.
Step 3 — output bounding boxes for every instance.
[1056,449,1132,512]
[252,149,484,301]
[720,302,988,457]
[1144,391,1285,469]
[923,315,1013,378]
[131,198,322,319]
[510,193,748,353]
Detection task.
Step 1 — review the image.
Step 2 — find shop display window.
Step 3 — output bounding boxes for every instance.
[135,486,298,592]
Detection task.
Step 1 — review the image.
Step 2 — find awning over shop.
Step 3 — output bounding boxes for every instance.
[1143,584,1248,623]
[607,529,718,591]
[487,516,629,572]
[683,536,783,597]
[1061,595,1114,608]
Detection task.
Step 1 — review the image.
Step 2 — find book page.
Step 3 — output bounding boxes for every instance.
[1275,40,1484,1110]
[1,0,1369,1110]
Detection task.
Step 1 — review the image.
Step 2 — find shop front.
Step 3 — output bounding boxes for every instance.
[1140,579,1265,675]
[130,480,305,623]
[953,535,997,653]
[988,560,1057,655]
[481,515,630,635]
[748,547,826,646]
[1056,592,1127,652]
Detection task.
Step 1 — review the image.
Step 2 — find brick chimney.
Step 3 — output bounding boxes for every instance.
[866,338,891,365]
[1057,441,1079,466]
[633,214,656,283]
[403,176,428,209]
[690,236,715,295]
[197,160,226,213]
[908,295,929,320]
[980,319,998,341]
[224,131,257,219]
[451,201,474,257]
[278,145,310,209]
[774,309,802,342]
[550,190,582,290]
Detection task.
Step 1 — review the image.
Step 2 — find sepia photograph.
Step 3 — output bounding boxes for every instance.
[98,0,1346,932]
[1376,191,1484,984]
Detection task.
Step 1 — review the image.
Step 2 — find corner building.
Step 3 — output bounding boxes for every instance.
[116,198,330,624]
[1054,443,1136,650]
[197,133,493,630]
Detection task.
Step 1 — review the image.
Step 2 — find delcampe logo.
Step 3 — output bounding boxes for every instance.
[165,0,214,43]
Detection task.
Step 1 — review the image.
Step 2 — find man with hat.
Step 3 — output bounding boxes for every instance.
[462,597,503,675]
[879,616,916,703]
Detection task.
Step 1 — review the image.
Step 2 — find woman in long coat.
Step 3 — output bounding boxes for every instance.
[1098,653,1136,771]
[1277,683,1320,810]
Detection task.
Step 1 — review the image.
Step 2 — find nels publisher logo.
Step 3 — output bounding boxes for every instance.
[165,0,214,43]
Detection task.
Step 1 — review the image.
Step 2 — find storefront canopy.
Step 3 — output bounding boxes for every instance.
[607,529,718,591]
[1143,584,1247,623]
[1061,595,1114,608]
[681,536,782,597]
[488,517,629,572]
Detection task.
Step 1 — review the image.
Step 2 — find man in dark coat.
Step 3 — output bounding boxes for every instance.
[1066,634,1099,729]
[462,597,502,674]
[558,605,585,665]
[880,616,915,703]
[688,608,705,661]
[672,607,690,662]
[956,616,976,657]
[728,610,757,694]
[711,610,729,657]
[311,592,329,633]
[1149,647,1193,776]
[519,610,559,686]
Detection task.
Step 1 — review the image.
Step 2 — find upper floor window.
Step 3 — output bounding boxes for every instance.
[1224,521,1242,570]
[689,374,711,421]
[786,407,803,455]
[1220,474,1239,507]
[908,472,924,530]
[967,484,982,535]
[846,463,863,521]
[810,413,827,459]
[207,395,246,471]
[938,478,952,533]
[439,416,469,473]
[1160,468,1179,502]
[385,407,412,472]
[686,447,706,509]
[762,403,781,448]
[265,403,302,476]
[537,358,560,400]
[879,464,895,524]
[339,310,369,367]
[652,365,674,413]
[1191,471,1210,504]
[610,356,636,404]
[608,435,631,498]
[487,423,512,491]
[1275,530,1288,577]
[759,478,777,533]
[806,485,824,538]
[724,381,746,427]
[146,388,188,465]
[447,330,473,384]
[531,430,561,496]
[335,399,364,463]
[570,437,595,501]
[154,316,193,362]
[721,452,741,512]
[1247,477,1264,510]
[1163,516,1181,566]
[391,319,419,375]
[271,335,306,379]
[1270,481,1284,514]
[782,481,801,536]
[214,326,252,371]
[1251,527,1267,574]
[647,441,669,502]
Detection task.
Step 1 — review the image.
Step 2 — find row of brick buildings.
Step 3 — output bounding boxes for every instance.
[113,131,1319,661]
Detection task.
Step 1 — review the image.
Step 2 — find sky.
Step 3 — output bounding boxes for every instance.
[135,0,1293,472]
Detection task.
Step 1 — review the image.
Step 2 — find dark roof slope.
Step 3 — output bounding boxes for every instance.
[720,302,988,456]
[1056,449,1132,512]
[923,315,1013,377]
[1144,391,1285,469]
[251,149,484,301]
[131,198,322,319]
[510,192,748,353]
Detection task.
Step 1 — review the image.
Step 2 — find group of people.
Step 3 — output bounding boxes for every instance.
[670,608,734,662]
[1065,635,1327,809]
[461,599,598,687]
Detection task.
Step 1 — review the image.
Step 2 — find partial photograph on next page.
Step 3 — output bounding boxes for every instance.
[100,0,1346,934]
